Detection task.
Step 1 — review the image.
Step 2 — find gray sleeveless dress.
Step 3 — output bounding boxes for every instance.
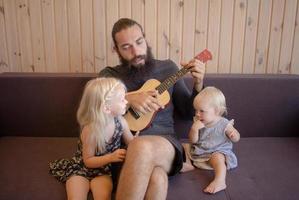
[189,117,238,170]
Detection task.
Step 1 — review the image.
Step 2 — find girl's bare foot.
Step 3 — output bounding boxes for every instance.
[180,162,195,173]
[203,180,226,194]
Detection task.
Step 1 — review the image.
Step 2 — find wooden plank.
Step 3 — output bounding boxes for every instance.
[41,0,57,72]
[106,0,119,67]
[94,0,106,71]
[29,0,46,72]
[67,0,82,72]
[80,0,94,72]
[131,0,144,28]
[290,1,299,74]
[16,0,33,72]
[218,0,234,73]
[231,0,247,73]
[182,0,196,63]
[267,0,284,73]
[242,0,259,74]
[157,0,170,60]
[279,0,297,74]
[54,0,69,72]
[144,0,157,56]
[119,0,131,18]
[206,0,221,73]
[169,0,183,66]
[194,0,209,65]
[3,0,21,72]
[255,0,272,74]
[0,0,9,72]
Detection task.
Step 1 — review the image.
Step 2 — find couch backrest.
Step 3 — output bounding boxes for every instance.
[1,73,298,138]
[0,73,96,137]
[176,74,299,138]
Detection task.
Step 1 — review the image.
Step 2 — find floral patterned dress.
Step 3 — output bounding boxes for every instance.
[49,117,123,182]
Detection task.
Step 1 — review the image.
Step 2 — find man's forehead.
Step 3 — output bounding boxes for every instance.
[115,25,144,44]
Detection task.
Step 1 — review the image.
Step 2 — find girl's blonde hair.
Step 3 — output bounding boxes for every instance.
[77,77,125,153]
[194,86,227,116]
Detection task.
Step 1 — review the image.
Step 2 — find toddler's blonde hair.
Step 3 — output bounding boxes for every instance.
[194,86,227,116]
[77,77,125,153]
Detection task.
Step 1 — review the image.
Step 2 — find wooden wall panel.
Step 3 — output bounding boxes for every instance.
[206,0,221,73]
[68,0,82,72]
[0,0,299,74]
[54,0,70,72]
[255,0,272,74]
[29,0,46,72]
[94,0,106,71]
[231,0,247,73]
[0,0,9,72]
[41,0,57,72]
[291,1,299,74]
[16,0,33,72]
[267,0,284,73]
[80,0,94,72]
[182,0,196,63]
[145,0,157,56]
[194,0,209,68]
[242,0,259,74]
[218,0,234,73]
[169,0,183,66]
[106,0,118,67]
[279,0,297,73]
[157,0,170,60]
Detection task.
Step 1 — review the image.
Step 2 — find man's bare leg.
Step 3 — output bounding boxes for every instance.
[144,166,168,200]
[115,136,175,200]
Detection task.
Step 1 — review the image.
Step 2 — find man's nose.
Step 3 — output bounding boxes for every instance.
[131,43,140,56]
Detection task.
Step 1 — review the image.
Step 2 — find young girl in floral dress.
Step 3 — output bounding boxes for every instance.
[50,77,134,200]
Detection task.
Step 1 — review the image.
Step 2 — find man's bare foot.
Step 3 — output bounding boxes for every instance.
[203,180,226,194]
[180,162,195,173]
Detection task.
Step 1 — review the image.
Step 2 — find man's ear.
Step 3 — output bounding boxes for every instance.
[113,45,118,53]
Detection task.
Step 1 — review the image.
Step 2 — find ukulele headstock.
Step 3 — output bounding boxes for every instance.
[194,49,212,63]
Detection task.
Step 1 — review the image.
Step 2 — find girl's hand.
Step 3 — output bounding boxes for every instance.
[110,149,127,162]
[226,129,237,140]
[225,120,240,142]
[193,116,205,130]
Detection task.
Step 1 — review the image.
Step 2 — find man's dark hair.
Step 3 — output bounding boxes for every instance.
[112,18,145,49]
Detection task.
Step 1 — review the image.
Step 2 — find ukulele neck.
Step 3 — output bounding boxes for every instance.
[155,67,190,94]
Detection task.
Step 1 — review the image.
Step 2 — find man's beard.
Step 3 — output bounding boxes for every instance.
[118,46,154,70]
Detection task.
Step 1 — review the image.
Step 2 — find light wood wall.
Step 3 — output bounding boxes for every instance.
[0,0,299,74]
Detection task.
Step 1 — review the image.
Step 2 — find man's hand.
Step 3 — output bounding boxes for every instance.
[181,59,205,92]
[126,90,164,114]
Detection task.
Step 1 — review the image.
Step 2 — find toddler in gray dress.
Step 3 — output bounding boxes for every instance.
[182,86,240,194]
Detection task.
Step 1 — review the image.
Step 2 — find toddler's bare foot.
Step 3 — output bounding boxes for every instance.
[203,180,226,194]
[180,162,195,173]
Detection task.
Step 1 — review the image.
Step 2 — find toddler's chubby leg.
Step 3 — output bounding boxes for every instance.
[180,143,195,173]
[204,152,227,194]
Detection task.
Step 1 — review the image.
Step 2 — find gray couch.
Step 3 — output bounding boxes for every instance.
[1,73,298,200]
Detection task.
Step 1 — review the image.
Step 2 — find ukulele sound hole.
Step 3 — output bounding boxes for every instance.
[128,107,140,119]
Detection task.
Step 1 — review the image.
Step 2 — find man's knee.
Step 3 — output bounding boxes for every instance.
[127,136,154,157]
[150,167,168,186]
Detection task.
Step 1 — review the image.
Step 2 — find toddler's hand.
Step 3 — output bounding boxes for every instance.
[226,130,237,140]
[193,116,205,130]
[111,149,126,162]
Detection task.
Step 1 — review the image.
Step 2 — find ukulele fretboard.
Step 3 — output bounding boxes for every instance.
[156,67,189,94]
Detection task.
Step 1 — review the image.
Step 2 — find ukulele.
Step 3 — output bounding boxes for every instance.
[124,49,212,132]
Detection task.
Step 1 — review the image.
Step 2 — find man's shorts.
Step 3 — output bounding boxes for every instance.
[161,135,186,176]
